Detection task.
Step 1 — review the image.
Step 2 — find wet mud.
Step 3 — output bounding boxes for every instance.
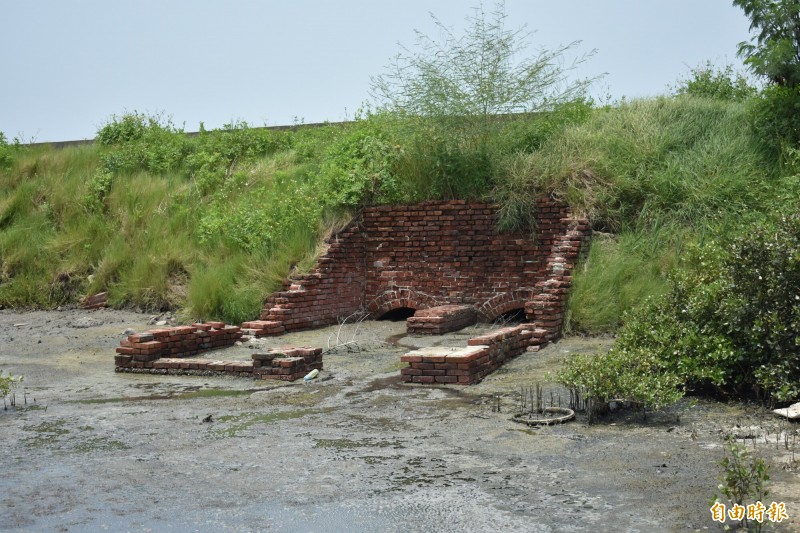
[0,309,798,532]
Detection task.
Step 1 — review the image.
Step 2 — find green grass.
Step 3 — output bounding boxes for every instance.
[564,232,676,333]
[0,121,344,321]
[493,97,773,232]
[492,97,784,331]
[0,97,788,331]
[211,408,330,438]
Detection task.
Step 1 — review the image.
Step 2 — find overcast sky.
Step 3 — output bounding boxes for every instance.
[1,1,754,142]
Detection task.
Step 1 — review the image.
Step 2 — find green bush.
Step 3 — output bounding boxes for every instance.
[556,346,684,414]
[96,112,152,145]
[599,214,800,403]
[0,132,13,170]
[672,62,757,101]
[713,437,770,533]
[0,369,23,401]
[749,85,800,158]
[315,118,401,208]
[84,169,114,212]
[186,121,290,195]
[97,112,188,175]
[198,180,321,254]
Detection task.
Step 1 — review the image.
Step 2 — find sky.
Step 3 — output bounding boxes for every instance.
[1,0,755,143]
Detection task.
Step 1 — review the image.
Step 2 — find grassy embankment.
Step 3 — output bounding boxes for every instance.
[0,96,791,329]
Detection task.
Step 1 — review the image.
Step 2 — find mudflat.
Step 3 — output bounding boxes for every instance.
[1,309,797,532]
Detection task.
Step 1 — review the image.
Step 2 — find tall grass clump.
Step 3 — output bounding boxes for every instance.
[494,96,772,232]
[0,114,336,317]
[492,96,779,331]
[564,233,674,333]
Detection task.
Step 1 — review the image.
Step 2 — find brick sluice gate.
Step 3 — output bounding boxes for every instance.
[113,199,590,383]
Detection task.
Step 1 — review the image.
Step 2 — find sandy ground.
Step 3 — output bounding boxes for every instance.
[0,308,798,532]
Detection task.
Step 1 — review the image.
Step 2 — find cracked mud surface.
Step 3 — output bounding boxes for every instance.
[1,309,798,532]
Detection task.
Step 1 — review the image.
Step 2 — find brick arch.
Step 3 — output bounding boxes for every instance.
[477,289,536,321]
[366,288,440,319]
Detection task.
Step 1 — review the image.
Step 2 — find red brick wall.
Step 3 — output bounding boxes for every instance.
[259,198,590,339]
[401,325,537,385]
[259,224,365,331]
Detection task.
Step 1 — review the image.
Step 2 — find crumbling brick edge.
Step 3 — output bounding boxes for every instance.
[114,322,322,381]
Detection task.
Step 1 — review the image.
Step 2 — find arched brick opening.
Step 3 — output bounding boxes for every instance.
[495,307,526,324]
[367,289,439,319]
[377,307,417,321]
[477,290,536,321]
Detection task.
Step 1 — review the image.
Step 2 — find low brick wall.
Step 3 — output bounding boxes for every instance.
[80,291,108,310]
[258,224,366,332]
[400,324,537,385]
[114,322,243,369]
[406,304,477,335]
[114,322,323,381]
[116,341,323,381]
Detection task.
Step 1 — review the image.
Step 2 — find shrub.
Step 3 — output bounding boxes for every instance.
[713,437,770,532]
[315,119,401,208]
[371,1,597,205]
[186,121,290,195]
[0,370,23,406]
[84,169,114,212]
[592,214,800,403]
[96,111,188,174]
[0,132,13,169]
[371,2,594,122]
[197,176,321,254]
[672,62,758,101]
[556,347,684,416]
[749,84,800,158]
[96,112,152,145]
